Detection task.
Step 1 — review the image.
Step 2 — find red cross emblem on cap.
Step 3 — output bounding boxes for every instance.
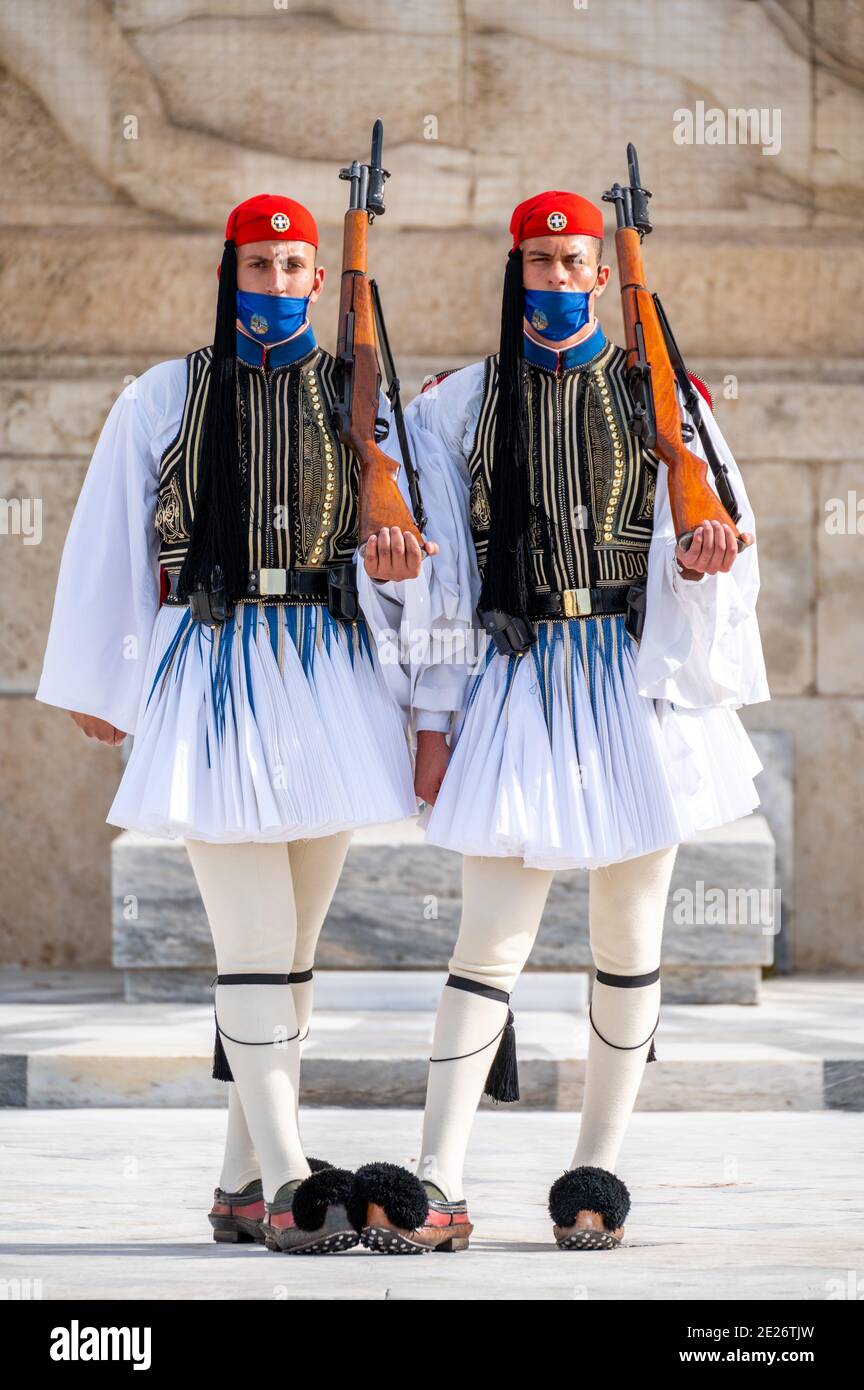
[224,195,318,248]
[509,192,603,248]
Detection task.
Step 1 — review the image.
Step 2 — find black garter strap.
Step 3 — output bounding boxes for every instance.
[442,973,510,1006]
[595,967,660,989]
[210,970,311,1081]
[211,971,313,986]
[429,974,512,1061]
[590,965,661,1061]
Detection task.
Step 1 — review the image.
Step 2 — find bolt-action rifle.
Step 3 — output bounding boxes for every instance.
[602,144,748,553]
[334,119,428,550]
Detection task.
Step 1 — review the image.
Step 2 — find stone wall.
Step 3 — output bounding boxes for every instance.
[1,0,861,968]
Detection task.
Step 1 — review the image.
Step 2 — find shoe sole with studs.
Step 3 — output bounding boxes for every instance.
[264,1228,360,1254]
[262,1202,360,1255]
[360,1225,471,1254]
[554,1228,623,1250]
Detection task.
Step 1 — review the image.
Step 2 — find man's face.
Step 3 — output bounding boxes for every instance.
[521,233,609,301]
[235,240,325,303]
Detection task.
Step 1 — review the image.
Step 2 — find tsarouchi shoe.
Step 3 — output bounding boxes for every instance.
[347,1163,474,1253]
[262,1166,359,1255]
[207,1156,333,1245]
[208,1179,267,1244]
[548,1165,631,1250]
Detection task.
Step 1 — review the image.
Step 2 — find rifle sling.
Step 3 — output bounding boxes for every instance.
[369,277,428,533]
[651,292,741,524]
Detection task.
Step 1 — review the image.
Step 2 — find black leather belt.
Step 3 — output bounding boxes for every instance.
[528,585,633,619]
[164,567,329,604]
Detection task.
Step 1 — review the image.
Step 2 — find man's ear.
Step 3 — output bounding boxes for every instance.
[594,265,611,297]
[309,263,325,303]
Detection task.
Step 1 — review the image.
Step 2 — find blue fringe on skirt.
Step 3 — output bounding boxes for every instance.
[145,602,376,758]
[107,601,416,843]
[421,614,763,870]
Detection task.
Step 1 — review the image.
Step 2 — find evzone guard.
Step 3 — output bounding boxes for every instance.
[351,175,770,1251]
[36,157,435,1254]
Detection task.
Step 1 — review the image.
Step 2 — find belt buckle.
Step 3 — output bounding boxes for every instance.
[258,567,287,596]
[562,587,592,617]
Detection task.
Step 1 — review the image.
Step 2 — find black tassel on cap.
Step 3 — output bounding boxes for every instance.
[483,1008,520,1103]
[176,238,248,605]
[477,248,532,620]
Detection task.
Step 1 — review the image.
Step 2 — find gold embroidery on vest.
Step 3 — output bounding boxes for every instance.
[301,358,358,567]
[302,364,335,566]
[470,475,491,530]
[585,367,625,546]
[155,472,189,546]
[156,347,211,570]
[639,465,656,521]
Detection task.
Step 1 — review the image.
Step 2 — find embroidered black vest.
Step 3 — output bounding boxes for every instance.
[467,338,658,595]
[154,344,358,574]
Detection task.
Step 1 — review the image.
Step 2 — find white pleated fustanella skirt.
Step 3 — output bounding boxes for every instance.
[419,613,764,871]
[107,599,419,843]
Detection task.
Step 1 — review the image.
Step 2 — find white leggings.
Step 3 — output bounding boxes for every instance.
[184,833,677,1204]
[184,832,352,1203]
[418,844,679,1200]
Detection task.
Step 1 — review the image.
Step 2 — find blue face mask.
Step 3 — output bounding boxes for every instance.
[523,276,599,342]
[236,289,311,344]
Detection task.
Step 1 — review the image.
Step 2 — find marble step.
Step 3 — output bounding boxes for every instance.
[113,816,778,1005]
[1,975,858,1112]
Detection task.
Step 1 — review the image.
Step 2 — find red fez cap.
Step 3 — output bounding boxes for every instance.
[510,190,604,249]
[224,194,318,248]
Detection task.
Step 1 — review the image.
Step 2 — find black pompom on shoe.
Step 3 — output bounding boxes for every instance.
[306,1156,334,1173]
[347,1162,429,1233]
[263,1167,359,1254]
[291,1166,354,1233]
[548,1165,631,1250]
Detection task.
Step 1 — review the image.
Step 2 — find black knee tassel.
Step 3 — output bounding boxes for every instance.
[212,1020,234,1082]
[647,1035,657,1063]
[483,1008,519,1102]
